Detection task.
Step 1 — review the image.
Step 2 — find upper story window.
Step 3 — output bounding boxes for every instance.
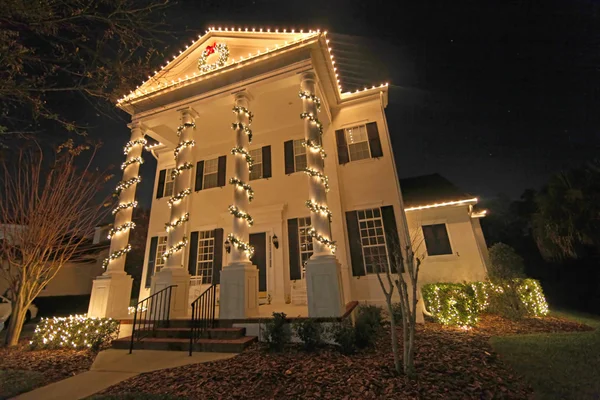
[249,148,263,181]
[164,168,175,197]
[156,168,175,199]
[335,122,383,165]
[194,230,215,284]
[422,224,452,256]
[345,125,371,161]
[203,158,219,189]
[293,139,307,172]
[357,208,389,274]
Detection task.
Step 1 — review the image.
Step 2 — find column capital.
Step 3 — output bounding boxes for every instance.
[233,90,253,103]
[300,71,317,84]
[177,107,199,119]
[127,121,145,132]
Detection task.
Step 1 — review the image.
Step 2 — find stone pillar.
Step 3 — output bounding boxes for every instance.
[219,91,259,319]
[88,123,143,318]
[300,71,344,317]
[151,109,195,319]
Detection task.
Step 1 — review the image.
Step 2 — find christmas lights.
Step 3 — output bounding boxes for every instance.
[298,91,321,111]
[107,222,136,239]
[162,236,189,260]
[114,176,142,195]
[228,205,254,226]
[231,122,253,143]
[198,42,229,73]
[229,177,254,201]
[173,140,196,159]
[102,244,132,268]
[304,167,330,192]
[302,139,327,159]
[232,105,254,123]
[30,315,119,350]
[307,227,336,253]
[165,212,190,232]
[231,146,254,171]
[123,139,147,155]
[176,122,196,136]
[227,233,254,256]
[168,188,191,207]
[300,112,324,135]
[121,156,144,170]
[145,143,162,151]
[112,201,138,215]
[171,162,193,178]
[305,200,332,220]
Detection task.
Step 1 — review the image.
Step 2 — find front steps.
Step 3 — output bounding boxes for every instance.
[113,323,257,353]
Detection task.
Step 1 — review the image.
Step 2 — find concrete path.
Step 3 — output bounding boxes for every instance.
[14,349,237,400]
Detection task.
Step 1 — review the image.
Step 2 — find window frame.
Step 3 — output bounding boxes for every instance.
[155,236,168,273]
[297,216,313,278]
[164,168,175,197]
[356,207,390,275]
[344,125,372,162]
[422,223,453,256]
[193,230,215,284]
[249,148,263,181]
[292,139,308,172]
[202,157,219,189]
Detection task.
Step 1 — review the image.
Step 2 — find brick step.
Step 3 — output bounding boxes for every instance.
[112,336,257,353]
[141,327,246,340]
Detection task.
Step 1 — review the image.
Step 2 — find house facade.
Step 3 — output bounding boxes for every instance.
[88,27,489,320]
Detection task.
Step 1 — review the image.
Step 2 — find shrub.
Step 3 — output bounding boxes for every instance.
[488,243,526,281]
[30,314,119,351]
[263,312,290,351]
[292,318,322,351]
[329,320,356,354]
[422,283,479,326]
[354,305,383,348]
[488,283,528,320]
[515,278,549,316]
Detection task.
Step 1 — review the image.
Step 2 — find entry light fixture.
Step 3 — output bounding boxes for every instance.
[272,234,279,249]
[224,239,231,254]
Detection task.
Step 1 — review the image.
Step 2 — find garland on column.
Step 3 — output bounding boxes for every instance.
[231,146,254,171]
[102,244,132,269]
[176,122,196,136]
[231,122,253,143]
[228,205,254,226]
[171,162,193,178]
[300,90,336,253]
[168,188,191,207]
[174,140,195,159]
[121,156,144,170]
[227,233,254,257]
[229,177,254,201]
[107,222,136,239]
[165,212,190,232]
[123,139,147,154]
[162,237,189,260]
[112,201,138,215]
[114,176,142,196]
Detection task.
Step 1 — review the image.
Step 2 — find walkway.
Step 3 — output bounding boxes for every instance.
[14,349,237,400]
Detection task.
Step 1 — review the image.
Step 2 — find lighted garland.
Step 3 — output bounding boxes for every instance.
[162,236,189,260]
[232,106,254,123]
[198,42,229,73]
[112,201,138,216]
[107,222,136,239]
[102,244,132,269]
[114,176,142,195]
[231,146,254,171]
[168,188,191,207]
[171,162,193,178]
[307,227,336,253]
[123,139,147,155]
[227,233,254,257]
[121,156,144,170]
[231,122,253,143]
[300,112,324,135]
[228,205,254,226]
[173,140,196,159]
[303,139,327,159]
[305,200,332,220]
[229,177,254,201]
[176,122,196,137]
[165,212,189,232]
[298,90,321,112]
[304,167,330,192]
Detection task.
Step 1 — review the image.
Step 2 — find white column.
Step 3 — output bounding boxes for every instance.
[219,91,258,319]
[151,109,195,319]
[88,123,143,318]
[300,71,345,317]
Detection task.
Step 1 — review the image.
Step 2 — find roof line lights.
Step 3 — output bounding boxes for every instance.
[404,198,478,212]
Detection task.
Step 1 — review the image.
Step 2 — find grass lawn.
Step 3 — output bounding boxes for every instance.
[491,311,600,400]
[0,369,46,400]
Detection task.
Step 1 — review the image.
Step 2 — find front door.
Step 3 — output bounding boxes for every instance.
[249,232,267,293]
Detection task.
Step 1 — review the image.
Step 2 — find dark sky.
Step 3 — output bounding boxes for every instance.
[91,0,600,207]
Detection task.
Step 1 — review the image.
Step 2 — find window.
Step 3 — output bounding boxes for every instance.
[357,208,389,274]
[422,224,452,256]
[203,158,219,189]
[194,230,215,284]
[298,217,313,277]
[249,148,263,180]
[345,125,371,161]
[293,139,307,172]
[164,168,175,197]
[155,236,168,273]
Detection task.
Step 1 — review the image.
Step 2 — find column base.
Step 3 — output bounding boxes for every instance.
[219,262,259,319]
[305,255,345,318]
[88,271,133,319]
[151,267,191,319]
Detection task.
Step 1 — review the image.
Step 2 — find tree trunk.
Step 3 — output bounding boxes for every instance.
[5,300,27,346]
[386,302,401,374]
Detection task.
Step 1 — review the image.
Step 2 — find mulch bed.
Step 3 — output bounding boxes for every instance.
[100,314,594,399]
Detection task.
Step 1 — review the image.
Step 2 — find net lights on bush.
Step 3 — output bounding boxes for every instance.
[102,244,132,268]
[231,146,254,171]
[229,177,254,201]
[165,212,190,232]
[114,176,142,195]
[173,140,196,160]
[227,233,254,257]
[30,315,119,350]
[171,162,193,178]
[112,201,138,215]
[107,222,136,239]
[305,200,332,220]
[307,227,336,253]
[162,236,189,260]
[228,205,254,226]
[121,156,144,170]
[168,188,191,207]
[303,167,330,192]
[123,138,147,155]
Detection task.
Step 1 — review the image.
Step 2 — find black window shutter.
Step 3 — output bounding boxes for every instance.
[366,122,383,158]
[284,140,295,174]
[156,170,166,198]
[195,161,204,191]
[335,129,350,164]
[213,228,224,284]
[188,231,199,276]
[145,236,159,288]
[217,155,227,187]
[287,218,301,280]
[381,205,403,273]
[346,211,365,276]
[262,146,272,178]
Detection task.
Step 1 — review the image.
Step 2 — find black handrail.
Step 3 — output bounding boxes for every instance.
[189,284,217,356]
[129,285,177,354]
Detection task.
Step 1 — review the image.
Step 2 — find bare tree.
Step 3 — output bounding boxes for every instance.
[375,231,423,376]
[0,140,112,346]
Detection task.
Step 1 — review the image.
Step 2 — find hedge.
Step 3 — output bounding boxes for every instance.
[422,279,549,327]
[30,314,120,350]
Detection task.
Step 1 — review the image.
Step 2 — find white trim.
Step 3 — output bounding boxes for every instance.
[405,198,478,212]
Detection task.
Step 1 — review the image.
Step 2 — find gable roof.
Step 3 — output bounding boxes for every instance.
[399,174,476,209]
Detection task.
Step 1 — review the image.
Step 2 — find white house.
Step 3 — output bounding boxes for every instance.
[88,27,489,321]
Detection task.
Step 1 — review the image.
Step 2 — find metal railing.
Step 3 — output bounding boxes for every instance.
[129,285,177,354]
[189,284,217,356]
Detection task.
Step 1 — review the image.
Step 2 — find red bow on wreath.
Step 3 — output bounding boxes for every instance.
[205,42,217,56]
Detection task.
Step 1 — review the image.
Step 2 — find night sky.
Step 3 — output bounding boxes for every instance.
[89,0,600,208]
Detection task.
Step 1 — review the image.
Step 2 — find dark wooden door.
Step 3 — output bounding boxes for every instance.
[249,232,267,292]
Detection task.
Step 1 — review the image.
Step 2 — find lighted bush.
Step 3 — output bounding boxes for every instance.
[30,314,119,351]
[422,283,479,326]
[515,278,549,316]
